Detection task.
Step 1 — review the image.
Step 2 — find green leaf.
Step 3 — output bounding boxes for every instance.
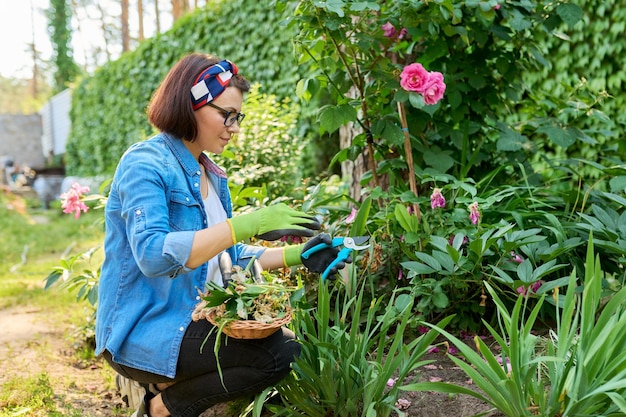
[394,203,418,233]
[349,1,380,12]
[609,176,626,193]
[496,125,526,151]
[423,150,455,172]
[432,291,449,309]
[318,104,357,134]
[537,125,576,148]
[316,0,346,17]
[556,4,583,27]
[516,259,534,283]
[408,92,426,109]
[415,252,442,272]
[44,271,63,289]
[350,196,372,237]
[372,119,405,147]
[490,265,515,284]
[394,293,413,313]
[401,261,436,275]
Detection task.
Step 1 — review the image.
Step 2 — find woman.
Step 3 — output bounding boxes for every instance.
[95,53,346,417]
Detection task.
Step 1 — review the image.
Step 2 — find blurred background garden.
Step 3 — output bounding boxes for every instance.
[2,0,626,416]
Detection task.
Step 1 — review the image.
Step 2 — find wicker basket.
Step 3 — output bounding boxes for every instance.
[207,309,292,339]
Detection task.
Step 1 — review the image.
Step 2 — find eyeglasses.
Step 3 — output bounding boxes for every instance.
[205,102,245,127]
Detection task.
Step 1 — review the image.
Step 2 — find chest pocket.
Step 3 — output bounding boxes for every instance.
[169,190,203,231]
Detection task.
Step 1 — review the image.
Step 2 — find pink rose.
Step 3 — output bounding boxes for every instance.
[421,71,446,105]
[400,63,431,93]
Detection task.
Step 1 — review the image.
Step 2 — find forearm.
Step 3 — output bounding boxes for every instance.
[186,222,234,269]
[258,247,292,270]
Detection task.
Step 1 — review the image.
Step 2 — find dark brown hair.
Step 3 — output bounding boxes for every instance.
[147,53,250,141]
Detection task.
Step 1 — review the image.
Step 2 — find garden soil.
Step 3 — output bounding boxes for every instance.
[0,305,504,417]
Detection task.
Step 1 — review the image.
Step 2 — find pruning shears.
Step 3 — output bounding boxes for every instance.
[301,236,370,281]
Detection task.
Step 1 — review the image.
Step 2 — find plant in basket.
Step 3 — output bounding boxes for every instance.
[192,264,300,340]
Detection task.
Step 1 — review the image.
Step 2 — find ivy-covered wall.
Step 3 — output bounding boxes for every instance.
[521,0,625,171]
[65,0,303,176]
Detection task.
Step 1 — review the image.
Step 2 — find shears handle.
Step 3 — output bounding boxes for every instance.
[301,237,345,259]
[321,246,352,282]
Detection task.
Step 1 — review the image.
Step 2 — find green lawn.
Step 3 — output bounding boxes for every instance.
[0,192,104,309]
[0,191,117,416]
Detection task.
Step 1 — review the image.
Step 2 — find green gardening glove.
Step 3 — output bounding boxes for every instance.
[226,203,321,242]
[283,233,351,276]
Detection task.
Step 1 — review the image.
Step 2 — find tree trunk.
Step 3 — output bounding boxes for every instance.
[96,2,112,61]
[121,0,130,52]
[28,0,38,97]
[340,122,368,203]
[137,0,144,41]
[154,0,161,33]
[172,0,189,22]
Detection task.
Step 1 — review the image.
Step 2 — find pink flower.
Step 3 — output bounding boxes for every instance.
[468,202,480,225]
[382,22,397,38]
[400,63,431,93]
[386,377,397,387]
[494,4,501,10]
[448,234,469,246]
[510,251,523,263]
[517,281,543,297]
[60,182,90,219]
[280,235,303,244]
[345,207,357,224]
[495,355,512,373]
[382,22,408,40]
[430,188,446,209]
[421,71,446,105]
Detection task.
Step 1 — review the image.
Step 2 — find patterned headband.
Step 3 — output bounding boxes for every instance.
[190,59,238,111]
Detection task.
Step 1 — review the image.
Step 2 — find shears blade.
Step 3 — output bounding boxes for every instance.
[343,236,369,250]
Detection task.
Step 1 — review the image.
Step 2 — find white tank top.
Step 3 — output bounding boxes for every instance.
[203,177,227,286]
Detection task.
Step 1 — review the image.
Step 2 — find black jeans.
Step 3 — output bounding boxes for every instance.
[103,319,301,417]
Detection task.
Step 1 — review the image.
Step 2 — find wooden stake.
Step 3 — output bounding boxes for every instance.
[397,101,421,221]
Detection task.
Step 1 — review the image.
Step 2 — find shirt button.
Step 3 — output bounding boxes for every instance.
[186,197,190,202]
[196,295,201,300]
[135,209,141,215]
[194,183,199,187]
[197,170,201,175]
[179,326,184,332]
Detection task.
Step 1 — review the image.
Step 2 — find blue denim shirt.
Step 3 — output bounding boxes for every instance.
[95,132,265,378]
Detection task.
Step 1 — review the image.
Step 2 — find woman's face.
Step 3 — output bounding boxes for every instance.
[188,86,243,157]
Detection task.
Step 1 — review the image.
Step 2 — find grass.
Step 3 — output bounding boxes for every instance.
[0,373,84,417]
[0,192,103,309]
[0,190,122,416]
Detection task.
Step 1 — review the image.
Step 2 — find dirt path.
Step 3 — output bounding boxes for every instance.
[0,307,51,345]
[0,305,123,416]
